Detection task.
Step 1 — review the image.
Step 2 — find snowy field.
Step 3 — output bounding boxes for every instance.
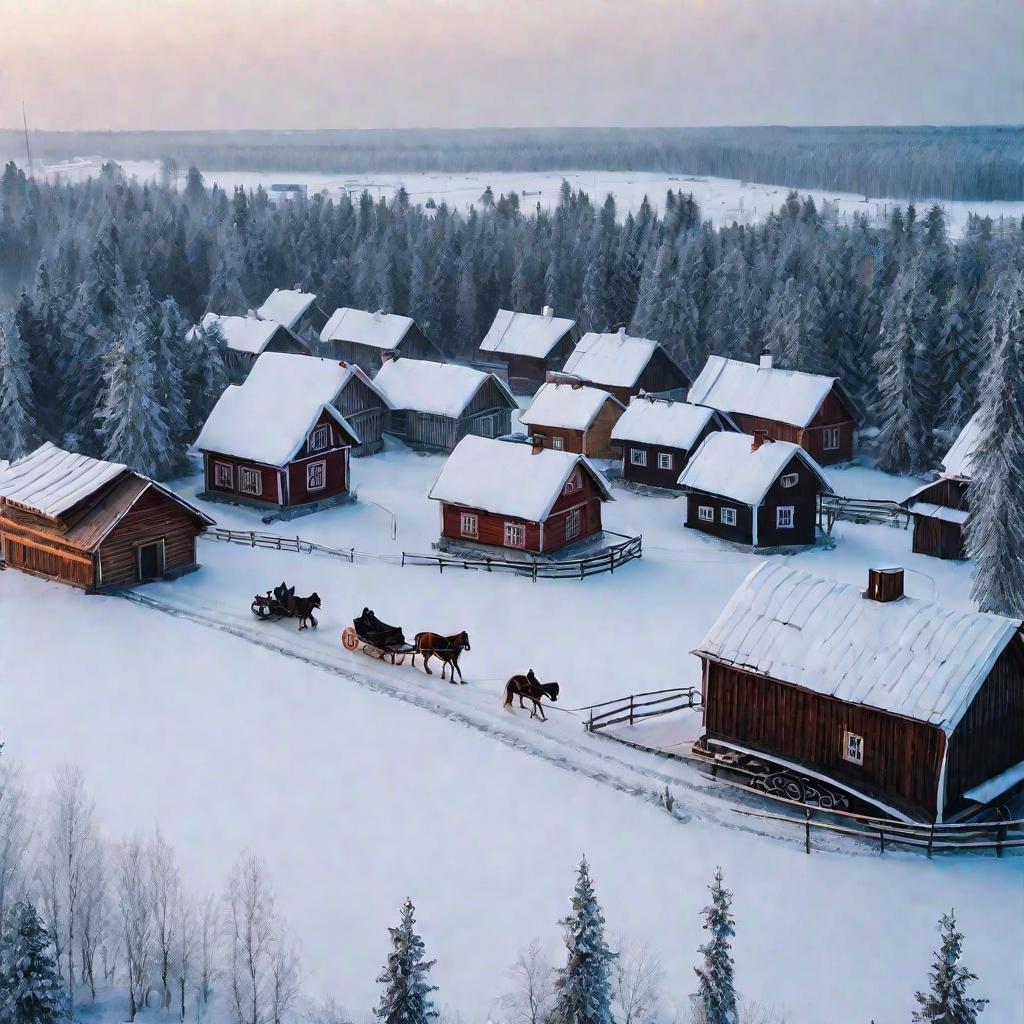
[21,158,1024,237]
[2,444,1022,1023]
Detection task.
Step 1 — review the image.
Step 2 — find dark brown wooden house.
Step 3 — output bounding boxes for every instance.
[611,397,734,490]
[558,329,690,404]
[687,352,859,465]
[477,307,579,393]
[373,357,518,452]
[677,431,832,547]
[0,443,213,591]
[903,413,979,559]
[195,353,362,512]
[256,287,329,344]
[428,436,614,555]
[519,382,625,459]
[319,307,444,375]
[198,312,309,385]
[695,563,1024,821]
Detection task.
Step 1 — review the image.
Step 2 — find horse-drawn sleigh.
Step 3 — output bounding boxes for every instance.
[251,583,321,630]
[342,608,471,682]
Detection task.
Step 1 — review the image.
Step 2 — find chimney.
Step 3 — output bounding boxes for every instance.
[866,567,905,603]
[751,429,771,452]
[542,305,554,319]
[248,308,260,319]
[531,434,545,455]
[759,348,773,370]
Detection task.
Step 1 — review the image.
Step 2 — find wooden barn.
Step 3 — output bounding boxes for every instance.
[686,351,859,465]
[256,287,328,343]
[373,357,517,452]
[428,435,614,555]
[677,430,833,547]
[695,562,1024,822]
[195,353,364,511]
[0,443,213,591]
[319,308,444,375]
[199,311,309,385]
[477,307,579,393]
[903,413,979,560]
[611,396,734,490]
[558,328,690,404]
[519,382,625,459]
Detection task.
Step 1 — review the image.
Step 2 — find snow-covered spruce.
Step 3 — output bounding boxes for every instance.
[374,899,438,1024]
[691,868,737,1024]
[0,901,67,1024]
[912,911,987,1023]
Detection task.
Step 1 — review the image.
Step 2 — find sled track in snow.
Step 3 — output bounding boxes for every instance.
[118,591,896,857]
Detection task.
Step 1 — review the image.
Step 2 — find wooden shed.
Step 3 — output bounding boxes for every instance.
[256,287,328,343]
[477,307,579,393]
[687,351,859,465]
[428,436,614,555]
[0,443,213,591]
[611,397,734,490]
[677,431,833,547]
[519,382,625,458]
[373,357,518,452]
[695,562,1024,821]
[195,353,364,511]
[319,308,444,375]
[199,311,309,385]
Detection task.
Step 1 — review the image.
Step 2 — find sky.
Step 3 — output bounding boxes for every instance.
[0,0,1021,131]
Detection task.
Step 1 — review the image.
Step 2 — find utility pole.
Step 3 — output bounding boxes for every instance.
[22,102,32,172]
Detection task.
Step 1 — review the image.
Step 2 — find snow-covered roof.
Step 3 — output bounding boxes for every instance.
[687,355,844,429]
[941,413,981,480]
[201,312,281,355]
[695,561,1022,733]
[907,501,970,526]
[520,383,623,431]
[256,288,316,330]
[195,353,361,466]
[611,398,718,450]
[0,442,126,519]
[428,436,613,521]
[479,309,576,359]
[373,358,515,418]
[677,432,833,505]
[562,330,660,388]
[320,307,414,350]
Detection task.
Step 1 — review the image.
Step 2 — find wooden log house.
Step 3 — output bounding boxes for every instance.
[686,351,859,465]
[198,311,309,385]
[477,307,579,393]
[428,435,614,555]
[319,307,445,375]
[0,443,213,591]
[695,563,1024,821]
[256,287,328,343]
[519,382,626,459]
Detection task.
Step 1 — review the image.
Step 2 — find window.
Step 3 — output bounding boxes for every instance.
[823,427,840,451]
[776,506,794,528]
[565,507,582,541]
[504,522,526,548]
[630,448,647,467]
[698,505,714,522]
[214,462,234,489]
[720,507,737,526]
[843,730,864,765]
[478,414,500,439]
[239,467,262,496]
[564,470,582,495]
[780,472,799,488]
[308,424,330,453]
[657,452,673,470]
[460,512,478,538]
[551,436,564,451]
[306,460,326,491]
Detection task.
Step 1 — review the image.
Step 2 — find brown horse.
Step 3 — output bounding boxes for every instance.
[412,631,471,683]
[503,670,559,720]
[287,591,321,630]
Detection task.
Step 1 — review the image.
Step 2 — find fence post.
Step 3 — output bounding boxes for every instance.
[879,829,885,855]
[350,547,355,563]
[629,694,634,726]
[927,825,935,858]
[250,531,255,548]
[997,824,1006,858]
[401,552,406,567]
[804,807,812,855]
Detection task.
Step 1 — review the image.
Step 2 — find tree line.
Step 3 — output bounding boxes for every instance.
[0,761,989,1024]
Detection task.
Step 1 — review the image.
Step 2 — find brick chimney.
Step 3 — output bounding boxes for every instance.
[866,567,905,603]
[751,429,772,452]
[531,434,545,455]
[759,348,773,370]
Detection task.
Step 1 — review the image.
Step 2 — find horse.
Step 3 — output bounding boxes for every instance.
[503,670,560,720]
[412,631,471,683]
[286,591,321,630]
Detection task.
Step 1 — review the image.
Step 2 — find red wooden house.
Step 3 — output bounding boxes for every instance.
[428,436,614,555]
[195,353,362,513]
[687,351,859,465]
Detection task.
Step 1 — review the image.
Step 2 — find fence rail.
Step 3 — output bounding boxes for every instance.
[585,688,702,731]
[820,495,909,533]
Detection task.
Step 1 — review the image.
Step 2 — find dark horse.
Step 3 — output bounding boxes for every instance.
[275,583,320,630]
[412,631,471,683]
[503,670,560,720]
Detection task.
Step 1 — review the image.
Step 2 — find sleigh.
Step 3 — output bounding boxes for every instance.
[342,608,417,664]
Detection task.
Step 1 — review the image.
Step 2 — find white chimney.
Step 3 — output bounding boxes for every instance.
[759,348,773,370]
[542,305,554,319]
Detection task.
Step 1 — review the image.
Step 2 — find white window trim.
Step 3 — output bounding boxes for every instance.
[564,470,582,494]
[823,427,841,451]
[776,505,795,529]
[698,505,714,523]
[239,467,263,496]
[565,507,582,541]
[308,424,331,453]
[780,472,799,488]
[306,459,327,492]
[630,448,647,467]
[720,507,737,526]
[460,512,478,538]
[551,436,564,451]
[843,730,864,765]
[504,522,527,549]
[214,461,234,490]
[657,452,672,470]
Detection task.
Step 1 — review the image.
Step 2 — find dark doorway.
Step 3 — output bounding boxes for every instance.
[137,541,165,581]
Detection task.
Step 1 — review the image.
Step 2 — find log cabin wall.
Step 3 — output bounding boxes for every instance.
[397,378,514,451]
[441,504,543,552]
[685,492,755,544]
[633,347,691,397]
[618,421,721,489]
[530,426,586,455]
[753,453,821,547]
[702,659,946,818]
[0,522,95,588]
[334,375,387,455]
[285,448,348,506]
[203,454,282,505]
[909,478,970,559]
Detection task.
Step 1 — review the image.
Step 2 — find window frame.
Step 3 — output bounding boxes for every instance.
[551,436,564,451]
[630,448,647,467]
[460,512,479,538]
[565,506,582,542]
[238,467,263,496]
[213,461,234,490]
[843,730,864,766]
[657,452,673,471]
[823,427,841,451]
[776,505,795,529]
[563,469,582,495]
[308,424,331,454]
[720,507,737,526]
[504,522,527,549]
[306,460,327,492]
[780,472,799,488]
[697,505,714,523]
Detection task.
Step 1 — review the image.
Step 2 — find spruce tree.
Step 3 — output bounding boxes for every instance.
[0,901,66,1024]
[374,899,438,1024]
[184,320,228,438]
[912,911,987,1023]
[551,858,616,1024]
[0,309,36,461]
[692,868,737,1024]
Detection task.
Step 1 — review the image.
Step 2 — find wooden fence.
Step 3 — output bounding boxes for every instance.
[585,688,702,730]
[820,495,910,534]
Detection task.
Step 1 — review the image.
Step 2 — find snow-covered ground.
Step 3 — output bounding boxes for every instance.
[19,159,1024,238]
[1,447,1021,1023]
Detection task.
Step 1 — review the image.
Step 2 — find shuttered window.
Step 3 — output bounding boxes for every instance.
[214,462,234,489]
[504,522,526,548]
[306,461,326,491]
[239,468,262,496]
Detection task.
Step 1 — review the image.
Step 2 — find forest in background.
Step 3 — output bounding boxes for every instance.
[1,125,1022,201]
